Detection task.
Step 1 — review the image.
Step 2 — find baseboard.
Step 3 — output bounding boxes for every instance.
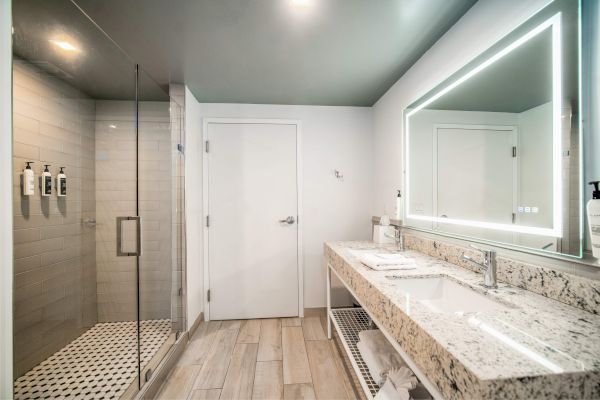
[304,307,326,318]
[188,312,204,339]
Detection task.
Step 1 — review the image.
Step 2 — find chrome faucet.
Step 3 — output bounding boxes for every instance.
[385,226,404,252]
[460,244,498,289]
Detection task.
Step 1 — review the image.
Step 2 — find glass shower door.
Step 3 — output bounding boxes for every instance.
[136,68,184,387]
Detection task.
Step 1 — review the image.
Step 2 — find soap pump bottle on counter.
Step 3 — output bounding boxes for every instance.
[41,165,52,196]
[588,181,600,258]
[395,190,403,221]
[23,162,34,196]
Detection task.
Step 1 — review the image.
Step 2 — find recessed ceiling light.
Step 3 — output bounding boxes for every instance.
[49,39,79,52]
[109,124,117,129]
[291,0,312,8]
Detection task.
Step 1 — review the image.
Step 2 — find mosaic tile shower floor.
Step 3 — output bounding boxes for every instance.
[14,319,171,400]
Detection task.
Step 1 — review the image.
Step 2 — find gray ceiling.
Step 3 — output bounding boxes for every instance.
[69,0,477,106]
[12,0,169,101]
[425,28,553,113]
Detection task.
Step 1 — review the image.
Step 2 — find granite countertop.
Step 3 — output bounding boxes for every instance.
[325,241,600,400]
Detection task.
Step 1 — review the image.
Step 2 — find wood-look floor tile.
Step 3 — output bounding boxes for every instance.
[281,327,312,384]
[301,317,326,341]
[188,389,221,400]
[220,343,259,399]
[281,318,301,327]
[252,361,283,400]
[221,320,242,330]
[305,340,347,399]
[329,338,361,400]
[257,319,282,361]
[178,321,222,366]
[237,319,261,344]
[193,328,238,389]
[283,383,316,400]
[156,365,200,400]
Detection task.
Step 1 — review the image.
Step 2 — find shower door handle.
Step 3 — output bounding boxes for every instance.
[116,216,142,256]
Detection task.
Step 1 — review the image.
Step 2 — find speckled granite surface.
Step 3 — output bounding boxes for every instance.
[325,241,600,400]
[402,233,600,315]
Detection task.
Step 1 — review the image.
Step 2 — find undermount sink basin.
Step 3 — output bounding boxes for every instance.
[388,276,511,314]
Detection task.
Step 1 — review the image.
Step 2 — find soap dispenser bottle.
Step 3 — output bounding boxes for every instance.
[23,162,35,196]
[395,190,403,221]
[41,165,52,196]
[57,167,67,197]
[588,181,600,258]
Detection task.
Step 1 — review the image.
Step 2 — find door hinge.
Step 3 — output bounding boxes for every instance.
[512,146,517,157]
[178,287,183,296]
[207,289,211,302]
[206,215,210,227]
[177,143,185,154]
[512,213,516,223]
[205,140,210,153]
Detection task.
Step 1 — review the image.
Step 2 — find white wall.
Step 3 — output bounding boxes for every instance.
[1,0,13,396]
[184,87,205,327]
[198,103,373,308]
[372,0,552,217]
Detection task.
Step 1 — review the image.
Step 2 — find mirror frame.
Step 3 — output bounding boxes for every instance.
[402,0,583,258]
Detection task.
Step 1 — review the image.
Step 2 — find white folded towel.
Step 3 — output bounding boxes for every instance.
[359,253,417,271]
[356,330,408,385]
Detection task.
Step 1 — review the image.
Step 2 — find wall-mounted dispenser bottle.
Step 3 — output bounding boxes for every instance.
[588,181,600,259]
[57,167,67,197]
[41,164,52,197]
[23,161,35,196]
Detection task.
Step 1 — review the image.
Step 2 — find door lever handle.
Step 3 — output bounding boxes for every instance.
[279,216,295,224]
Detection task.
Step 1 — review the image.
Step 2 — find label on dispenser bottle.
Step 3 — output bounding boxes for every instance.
[44,176,52,195]
[60,179,66,196]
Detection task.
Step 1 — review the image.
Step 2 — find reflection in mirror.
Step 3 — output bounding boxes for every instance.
[404,0,581,257]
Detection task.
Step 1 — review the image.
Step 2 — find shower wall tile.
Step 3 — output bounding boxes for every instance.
[12,60,97,378]
[95,100,173,323]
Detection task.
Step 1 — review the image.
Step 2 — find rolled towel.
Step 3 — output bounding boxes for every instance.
[374,379,410,400]
[388,366,418,392]
[359,254,417,271]
[410,383,433,400]
[356,330,407,385]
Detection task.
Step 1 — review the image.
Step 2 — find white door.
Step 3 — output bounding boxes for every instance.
[206,121,299,320]
[434,125,516,242]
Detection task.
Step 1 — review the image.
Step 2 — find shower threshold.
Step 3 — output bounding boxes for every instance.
[14,319,172,400]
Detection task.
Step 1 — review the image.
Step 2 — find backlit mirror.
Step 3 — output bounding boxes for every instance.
[404,0,582,257]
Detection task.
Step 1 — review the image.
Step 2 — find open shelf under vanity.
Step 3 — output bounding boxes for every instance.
[327,264,440,400]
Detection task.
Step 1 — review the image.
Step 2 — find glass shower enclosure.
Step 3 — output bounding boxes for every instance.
[11,1,185,398]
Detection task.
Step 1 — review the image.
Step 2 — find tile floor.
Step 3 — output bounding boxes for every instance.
[14,319,171,400]
[156,310,362,400]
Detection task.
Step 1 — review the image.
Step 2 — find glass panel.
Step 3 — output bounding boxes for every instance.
[11,0,140,398]
[136,68,182,386]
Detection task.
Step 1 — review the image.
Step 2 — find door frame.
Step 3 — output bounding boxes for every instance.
[432,123,519,231]
[202,118,303,321]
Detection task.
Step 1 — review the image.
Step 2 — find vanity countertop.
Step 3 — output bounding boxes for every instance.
[325,241,600,400]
